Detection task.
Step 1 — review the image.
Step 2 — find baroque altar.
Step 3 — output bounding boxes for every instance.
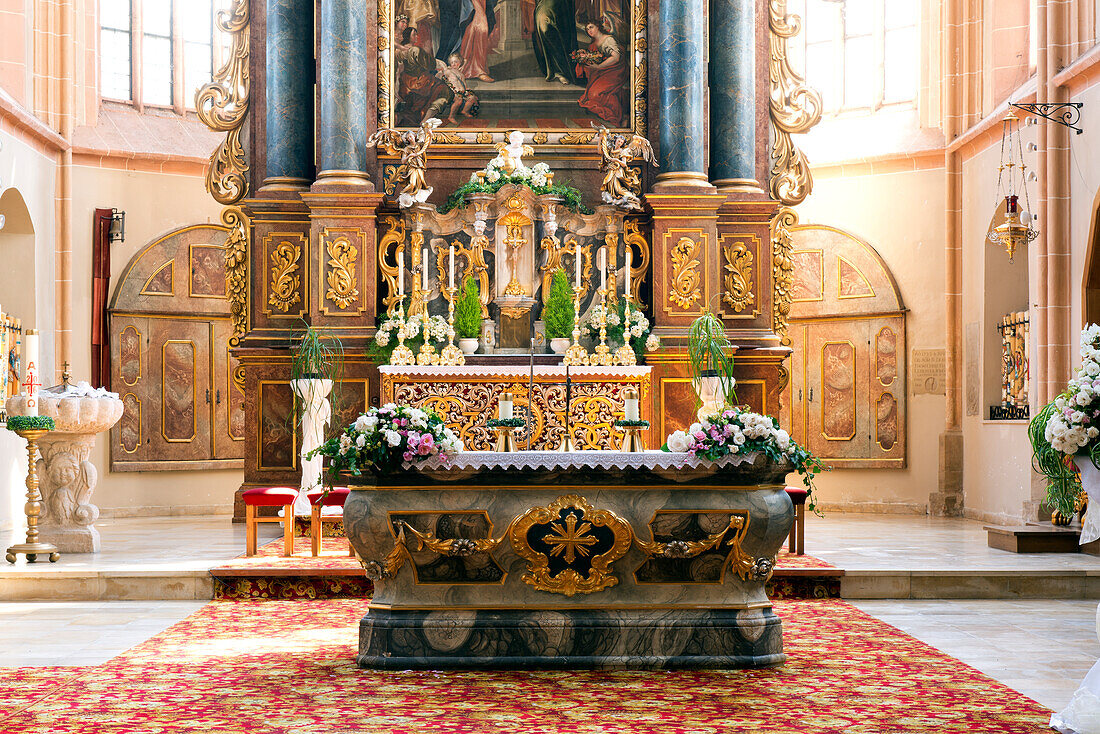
[344,451,793,669]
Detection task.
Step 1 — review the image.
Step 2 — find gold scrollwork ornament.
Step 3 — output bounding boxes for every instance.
[325,236,360,310]
[772,207,797,344]
[722,239,755,313]
[769,0,822,207]
[195,0,250,205]
[268,241,302,313]
[509,495,633,597]
[221,206,248,343]
[668,236,702,311]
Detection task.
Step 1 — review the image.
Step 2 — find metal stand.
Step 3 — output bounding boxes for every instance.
[440,286,465,366]
[492,426,518,452]
[6,428,59,564]
[620,427,646,452]
[593,287,614,366]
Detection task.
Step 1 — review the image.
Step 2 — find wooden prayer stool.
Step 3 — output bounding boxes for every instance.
[785,486,809,555]
[306,487,354,557]
[242,486,298,557]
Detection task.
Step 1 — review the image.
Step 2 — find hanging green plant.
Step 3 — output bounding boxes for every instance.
[291,321,343,381]
[543,269,575,340]
[687,311,737,407]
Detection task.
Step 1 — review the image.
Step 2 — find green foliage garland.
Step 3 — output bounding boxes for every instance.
[439,177,591,215]
[6,415,55,432]
[455,276,482,339]
[543,269,575,339]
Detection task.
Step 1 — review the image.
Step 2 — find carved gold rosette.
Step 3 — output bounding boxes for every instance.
[508,495,633,596]
[196,0,250,205]
[768,0,821,208]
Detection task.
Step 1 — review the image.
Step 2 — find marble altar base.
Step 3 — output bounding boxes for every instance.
[345,451,793,670]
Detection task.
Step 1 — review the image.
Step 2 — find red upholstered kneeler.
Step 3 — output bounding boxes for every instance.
[785,486,809,556]
[306,487,353,558]
[242,487,298,557]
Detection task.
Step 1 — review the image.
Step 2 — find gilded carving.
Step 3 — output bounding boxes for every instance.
[509,495,633,596]
[196,0,250,205]
[221,206,248,342]
[475,131,494,144]
[595,127,656,208]
[668,236,702,311]
[623,219,650,305]
[721,238,755,313]
[768,0,822,206]
[559,131,596,146]
[324,235,360,311]
[268,240,302,313]
[771,207,797,344]
[367,119,441,201]
[435,238,489,315]
[377,216,406,314]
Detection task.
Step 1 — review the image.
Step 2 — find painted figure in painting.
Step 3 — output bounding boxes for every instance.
[398,0,439,54]
[395,27,455,125]
[576,15,628,126]
[437,0,499,82]
[437,54,482,124]
[533,0,578,84]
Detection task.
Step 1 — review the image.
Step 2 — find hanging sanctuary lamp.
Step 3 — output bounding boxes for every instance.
[987,112,1038,262]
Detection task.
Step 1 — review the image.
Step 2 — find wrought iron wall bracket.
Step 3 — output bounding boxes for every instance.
[1009,102,1084,135]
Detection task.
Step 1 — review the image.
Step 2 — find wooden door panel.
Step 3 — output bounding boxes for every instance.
[150,319,211,462]
[804,321,870,460]
[212,320,246,460]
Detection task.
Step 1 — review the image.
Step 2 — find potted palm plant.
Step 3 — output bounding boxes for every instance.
[543,269,575,354]
[289,323,342,514]
[688,310,737,421]
[455,276,482,354]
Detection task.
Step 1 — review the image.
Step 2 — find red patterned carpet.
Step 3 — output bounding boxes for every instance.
[0,598,1047,733]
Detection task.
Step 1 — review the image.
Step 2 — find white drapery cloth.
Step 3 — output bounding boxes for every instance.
[290,379,333,516]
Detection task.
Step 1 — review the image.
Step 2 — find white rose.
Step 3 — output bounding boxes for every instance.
[356,434,366,448]
[645,333,660,352]
[384,429,402,447]
[666,430,692,453]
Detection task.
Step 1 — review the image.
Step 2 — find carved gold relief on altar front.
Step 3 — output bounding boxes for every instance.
[264,234,305,316]
[720,235,757,315]
[323,230,362,313]
[377,216,406,314]
[509,495,633,596]
[668,235,703,312]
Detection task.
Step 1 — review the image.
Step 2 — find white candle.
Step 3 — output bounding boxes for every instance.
[422,247,429,292]
[500,392,514,420]
[449,244,455,290]
[625,397,639,421]
[599,248,606,292]
[575,245,581,290]
[624,249,631,299]
[22,329,39,417]
[397,251,404,296]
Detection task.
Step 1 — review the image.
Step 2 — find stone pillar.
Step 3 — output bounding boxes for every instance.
[317,0,369,185]
[263,0,315,189]
[709,0,760,192]
[655,0,709,188]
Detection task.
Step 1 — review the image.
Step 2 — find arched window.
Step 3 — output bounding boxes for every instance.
[786,0,919,114]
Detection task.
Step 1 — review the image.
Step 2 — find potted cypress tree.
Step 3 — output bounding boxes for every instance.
[455,276,482,354]
[688,310,737,421]
[543,269,575,354]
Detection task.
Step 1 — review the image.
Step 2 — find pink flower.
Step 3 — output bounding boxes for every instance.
[407,432,420,446]
[693,430,706,441]
[417,434,435,455]
[403,451,414,461]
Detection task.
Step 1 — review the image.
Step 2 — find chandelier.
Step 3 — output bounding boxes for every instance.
[987,112,1037,262]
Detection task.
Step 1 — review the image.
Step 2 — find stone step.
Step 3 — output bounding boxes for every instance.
[841,569,1100,599]
[985,523,1100,554]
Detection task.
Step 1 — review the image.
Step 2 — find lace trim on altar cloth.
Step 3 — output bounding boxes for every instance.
[411,450,758,473]
[378,365,651,379]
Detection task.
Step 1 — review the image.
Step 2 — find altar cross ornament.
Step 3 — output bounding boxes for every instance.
[545,513,599,564]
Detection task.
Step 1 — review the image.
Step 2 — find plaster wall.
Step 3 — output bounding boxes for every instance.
[958,126,1038,523]
[793,166,947,513]
[68,164,241,517]
[0,128,57,532]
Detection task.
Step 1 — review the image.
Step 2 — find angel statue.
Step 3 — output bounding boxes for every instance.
[495,130,534,175]
[595,125,657,209]
[367,117,442,206]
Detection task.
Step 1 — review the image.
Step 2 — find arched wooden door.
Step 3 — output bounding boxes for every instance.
[779,225,907,468]
[108,225,245,471]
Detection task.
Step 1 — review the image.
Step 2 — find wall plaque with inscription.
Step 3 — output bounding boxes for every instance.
[911,348,946,396]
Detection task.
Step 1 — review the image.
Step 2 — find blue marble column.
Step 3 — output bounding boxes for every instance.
[709,0,759,190]
[264,0,315,188]
[318,0,369,184]
[656,0,710,187]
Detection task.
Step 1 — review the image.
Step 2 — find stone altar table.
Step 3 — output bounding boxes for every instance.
[379,365,651,451]
[344,450,793,669]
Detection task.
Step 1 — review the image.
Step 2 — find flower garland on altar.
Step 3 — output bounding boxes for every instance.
[664,408,824,514]
[1031,324,1100,518]
[439,158,590,214]
[367,311,449,365]
[309,404,463,479]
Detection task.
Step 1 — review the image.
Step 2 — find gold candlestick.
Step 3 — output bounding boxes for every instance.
[389,299,415,366]
[564,289,589,366]
[6,427,60,564]
[615,299,637,366]
[593,287,614,366]
[414,261,440,366]
[492,426,518,452]
[439,286,465,365]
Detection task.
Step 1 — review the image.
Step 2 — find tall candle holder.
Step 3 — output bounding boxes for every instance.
[593,287,614,366]
[615,299,638,366]
[390,299,415,366]
[439,286,465,366]
[414,264,440,366]
[564,288,590,366]
[5,416,59,564]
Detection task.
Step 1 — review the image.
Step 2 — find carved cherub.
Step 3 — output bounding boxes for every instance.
[367,117,442,205]
[41,450,99,528]
[594,125,657,209]
[495,130,534,174]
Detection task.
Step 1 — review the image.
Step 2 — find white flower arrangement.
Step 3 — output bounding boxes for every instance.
[373,312,450,362]
[1044,324,1100,454]
[474,157,555,191]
